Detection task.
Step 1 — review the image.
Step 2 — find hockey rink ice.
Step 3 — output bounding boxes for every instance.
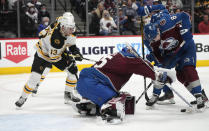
[0,67,209,131]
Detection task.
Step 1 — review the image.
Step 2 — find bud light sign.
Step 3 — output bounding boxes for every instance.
[4,42,29,63]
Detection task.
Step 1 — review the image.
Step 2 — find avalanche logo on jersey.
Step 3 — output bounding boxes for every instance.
[159,19,166,26]
[160,37,179,51]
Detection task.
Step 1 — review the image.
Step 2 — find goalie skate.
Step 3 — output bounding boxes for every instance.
[100,104,124,125]
[72,99,99,116]
[100,94,126,124]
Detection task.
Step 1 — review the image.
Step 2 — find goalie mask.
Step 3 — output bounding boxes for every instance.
[60,16,76,36]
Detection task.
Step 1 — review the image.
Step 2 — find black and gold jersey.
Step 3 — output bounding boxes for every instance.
[35,17,76,63]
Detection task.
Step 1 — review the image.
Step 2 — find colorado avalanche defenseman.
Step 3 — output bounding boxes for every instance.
[143,10,208,110]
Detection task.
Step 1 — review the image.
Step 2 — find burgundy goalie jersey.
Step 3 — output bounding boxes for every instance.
[92,52,155,91]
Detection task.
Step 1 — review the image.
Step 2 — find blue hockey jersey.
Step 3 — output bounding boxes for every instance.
[144,11,195,69]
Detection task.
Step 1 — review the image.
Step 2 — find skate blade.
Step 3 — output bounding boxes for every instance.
[196,107,206,112]
[15,106,23,110]
[64,100,73,105]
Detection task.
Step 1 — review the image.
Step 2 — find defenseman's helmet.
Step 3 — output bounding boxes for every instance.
[151,9,169,23]
[144,23,158,42]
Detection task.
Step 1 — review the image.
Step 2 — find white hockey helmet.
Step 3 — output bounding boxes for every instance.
[63,12,74,21]
[60,16,76,35]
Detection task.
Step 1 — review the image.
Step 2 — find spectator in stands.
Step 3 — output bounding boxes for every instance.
[27,0,42,11]
[38,4,50,24]
[99,10,117,36]
[89,2,104,35]
[194,8,203,33]
[203,6,209,16]
[26,5,38,24]
[88,0,98,12]
[131,0,138,11]
[104,0,115,11]
[12,0,26,12]
[122,0,137,35]
[37,16,49,35]
[170,0,183,9]
[0,0,9,13]
[198,14,209,33]
[21,6,38,37]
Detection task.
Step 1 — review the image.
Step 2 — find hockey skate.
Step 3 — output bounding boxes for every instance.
[100,94,126,124]
[146,94,159,109]
[15,96,27,108]
[157,91,175,105]
[64,91,81,104]
[190,90,208,106]
[194,94,206,111]
[72,99,99,116]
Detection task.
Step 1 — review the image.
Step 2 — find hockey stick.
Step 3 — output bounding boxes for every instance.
[166,83,194,112]
[68,54,97,63]
[82,57,97,63]
[136,82,152,103]
[140,0,149,102]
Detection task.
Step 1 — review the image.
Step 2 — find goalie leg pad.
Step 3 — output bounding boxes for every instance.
[125,95,135,115]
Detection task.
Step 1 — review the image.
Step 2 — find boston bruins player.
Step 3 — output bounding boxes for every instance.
[15,13,83,108]
[31,12,75,96]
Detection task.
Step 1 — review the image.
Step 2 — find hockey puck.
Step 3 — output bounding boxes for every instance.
[180,109,186,112]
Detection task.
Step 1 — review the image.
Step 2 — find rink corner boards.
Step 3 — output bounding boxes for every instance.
[0,62,209,75]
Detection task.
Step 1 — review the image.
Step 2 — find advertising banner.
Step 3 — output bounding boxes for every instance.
[0,35,209,74]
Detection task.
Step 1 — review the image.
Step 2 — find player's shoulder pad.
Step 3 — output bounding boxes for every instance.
[180,11,190,19]
[65,35,76,46]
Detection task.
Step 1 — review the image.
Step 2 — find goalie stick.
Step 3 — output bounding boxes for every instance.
[140,0,149,102]
[136,82,152,103]
[126,44,152,102]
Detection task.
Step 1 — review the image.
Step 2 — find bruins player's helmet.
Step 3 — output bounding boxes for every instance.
[63,12,74,21]
[60,15,76,36]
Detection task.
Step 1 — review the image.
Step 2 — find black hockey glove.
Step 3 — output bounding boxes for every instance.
[69,45,83,61]
[73,52,83,61]
[62,50,74,62]
[67,62,78,74]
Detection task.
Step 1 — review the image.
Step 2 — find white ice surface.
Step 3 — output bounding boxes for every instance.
[0,67,209,131]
